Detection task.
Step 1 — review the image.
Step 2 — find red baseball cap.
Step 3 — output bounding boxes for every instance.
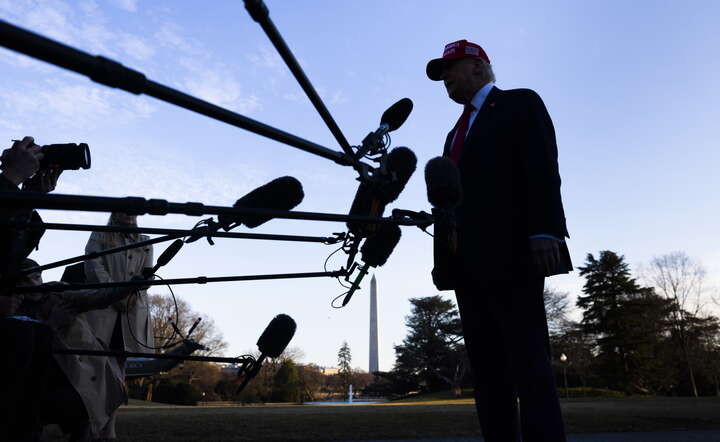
[426,40,490,81]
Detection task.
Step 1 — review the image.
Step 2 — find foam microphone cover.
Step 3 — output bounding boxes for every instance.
[381,146,417,204]
[380,98,414,132]
[425,157,463,210]
[360,223,402,267]
[156,239,184,267]
[257,314,297,359]
[219,176,304,230]
[346,182,385,235]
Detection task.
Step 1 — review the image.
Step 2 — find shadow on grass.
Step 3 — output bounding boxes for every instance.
[117,397,720,441]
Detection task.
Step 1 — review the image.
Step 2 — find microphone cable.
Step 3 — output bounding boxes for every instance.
[360,132,391,161]
[124,224,198,351]
[322,233,356,308]
[124,273,184,351]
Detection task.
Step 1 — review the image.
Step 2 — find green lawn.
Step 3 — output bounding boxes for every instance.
[115,397,720,441]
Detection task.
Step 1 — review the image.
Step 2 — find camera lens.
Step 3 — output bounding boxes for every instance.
[40,143,91,170]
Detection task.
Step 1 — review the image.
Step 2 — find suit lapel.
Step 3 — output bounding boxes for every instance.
[458,86,501,163]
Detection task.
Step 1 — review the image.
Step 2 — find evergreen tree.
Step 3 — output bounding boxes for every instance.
[576,251,673,393]
[393,296,465,392]
[272,359,301,402]
[337,341,353,395]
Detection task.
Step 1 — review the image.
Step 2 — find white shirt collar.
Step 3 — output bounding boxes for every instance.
[470,82,495,111]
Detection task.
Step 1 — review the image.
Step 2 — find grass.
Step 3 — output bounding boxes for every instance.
[114,396,720,441]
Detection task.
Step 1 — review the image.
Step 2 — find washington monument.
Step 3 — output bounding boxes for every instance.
[369,274,379,373]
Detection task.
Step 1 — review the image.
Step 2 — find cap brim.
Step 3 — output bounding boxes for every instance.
[426,58,446,81]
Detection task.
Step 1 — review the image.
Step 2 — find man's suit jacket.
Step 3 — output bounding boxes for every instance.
[442,86,571,283]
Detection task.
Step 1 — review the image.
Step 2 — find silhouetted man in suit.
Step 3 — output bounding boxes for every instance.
[426,40,572,442]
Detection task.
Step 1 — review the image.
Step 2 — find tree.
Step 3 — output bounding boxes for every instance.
[134,294,228,402]
[647,252,708,397]
[272,359,302,402]
[576,251,673,393]
[297,363,326,401]
[147,293,227,355]
[544,287,571,336]
[392,295,466,394]
[337,341,353,396]
[549,321,596,389]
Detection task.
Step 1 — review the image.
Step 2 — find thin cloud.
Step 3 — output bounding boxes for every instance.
[179,58,261,114]
[111,0,138,13]
[247,46,283,71]
[153,22,202,55]
[0,80,156,130]
[330,90,347,105]
[119,34,155,61]
[1,0,153,63]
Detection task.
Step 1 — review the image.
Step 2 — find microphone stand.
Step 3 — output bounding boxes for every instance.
[14,269,348,294]
[20,233,181,275]
[0,219,345,244]
[11,218,347,275]
[0,19,363,169]
[54,348,250,365]
[243,0,354,160]
[0,191,429,227]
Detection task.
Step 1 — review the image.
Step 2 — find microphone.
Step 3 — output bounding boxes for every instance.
[424,157,463,291]
[380,98,414,133]
[382,146,418,204]
[237,314,297,393]
[342,223,401,307]
[257,313,297,358]
[425,156,463,209]
[346,147,417,236]
[218,176,304,231]
[356,98,414,159]
[145,238,184,277]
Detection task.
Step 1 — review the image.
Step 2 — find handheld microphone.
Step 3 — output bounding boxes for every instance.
[145,238,184,277]
[346,147,417,236]
[237,314,297,393]
[218,176,304,231]
[356,98,414,159]
[342,223,401,307]
[425,157,463,291]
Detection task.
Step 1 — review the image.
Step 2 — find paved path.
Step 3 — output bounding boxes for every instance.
[338,431,720,442]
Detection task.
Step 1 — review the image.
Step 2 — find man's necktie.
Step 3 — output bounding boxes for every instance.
[450,104,474,163]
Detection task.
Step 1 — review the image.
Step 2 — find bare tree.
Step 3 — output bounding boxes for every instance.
[544,287,571,336]
[647,252,707,397]
[148,293,227,356]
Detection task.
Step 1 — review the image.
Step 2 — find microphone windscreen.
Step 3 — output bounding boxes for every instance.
[381,146,417,204]
[257,314,297,358]
[425,157,462,209]
[156,239,184,267]
[360,223,402,267]
[380,98,414,132]
[219,176,304,230]
[346,182,385,235]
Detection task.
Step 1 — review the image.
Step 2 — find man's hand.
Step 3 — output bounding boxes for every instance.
[530,237,561,277]
[22,167,62,193]
[0,137,43,186]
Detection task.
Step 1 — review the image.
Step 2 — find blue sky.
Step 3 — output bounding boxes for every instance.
[1,0,719,371]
